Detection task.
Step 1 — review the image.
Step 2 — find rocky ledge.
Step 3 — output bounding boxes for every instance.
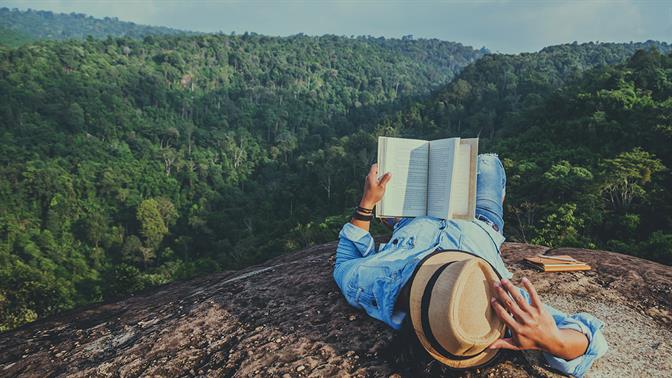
[1,241,671,377]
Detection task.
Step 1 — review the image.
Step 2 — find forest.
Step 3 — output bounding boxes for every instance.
[0,7,191,46]
[377,45,672,261]
[0,26,485,330]
[0,9,671,331]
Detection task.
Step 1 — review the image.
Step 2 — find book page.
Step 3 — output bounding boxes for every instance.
[427,138,459,219]
[450,139,478,219]
[376,137,429,217]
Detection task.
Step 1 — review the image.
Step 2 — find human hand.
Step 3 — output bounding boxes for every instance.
[360,163,391,208]
[488,277,564,355]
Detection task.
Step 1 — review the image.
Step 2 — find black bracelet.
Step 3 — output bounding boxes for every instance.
[352,211,373,222]
[356,205,373,213]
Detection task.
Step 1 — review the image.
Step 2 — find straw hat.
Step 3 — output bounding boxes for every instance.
[409,250,506,369]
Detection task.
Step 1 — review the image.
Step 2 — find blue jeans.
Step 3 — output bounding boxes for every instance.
[474,153,506,233]
[383,153,506,233]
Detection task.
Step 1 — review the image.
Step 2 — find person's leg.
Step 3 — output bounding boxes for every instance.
[475,153,506,233]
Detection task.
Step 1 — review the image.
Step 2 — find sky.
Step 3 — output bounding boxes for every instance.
[2,0,671,53]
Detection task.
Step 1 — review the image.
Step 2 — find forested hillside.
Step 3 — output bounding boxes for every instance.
[0,7,193,46]
[0,33,484,330]
[0,27,33,48]
[375,43,672,265]
[378,40,671,139]
[0,15,670,331]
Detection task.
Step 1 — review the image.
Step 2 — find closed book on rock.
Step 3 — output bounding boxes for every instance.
[524,255,591,272]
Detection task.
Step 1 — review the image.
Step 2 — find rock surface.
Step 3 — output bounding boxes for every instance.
[1,241,671,377]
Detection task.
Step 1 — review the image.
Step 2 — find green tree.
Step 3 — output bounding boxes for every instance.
[599,148,665,211]
[531,203,586,247]
[136,198,169,267]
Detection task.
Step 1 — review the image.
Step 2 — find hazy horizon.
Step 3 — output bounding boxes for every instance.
[2,0,671,53]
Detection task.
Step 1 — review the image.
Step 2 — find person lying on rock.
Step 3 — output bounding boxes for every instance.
[333,154,608,377]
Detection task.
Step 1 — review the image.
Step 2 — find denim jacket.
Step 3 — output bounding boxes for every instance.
[333,216,608,377]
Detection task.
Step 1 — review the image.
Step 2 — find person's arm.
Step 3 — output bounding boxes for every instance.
[351,163,391,233]
[333,163,391,271]
[489,278,608,377]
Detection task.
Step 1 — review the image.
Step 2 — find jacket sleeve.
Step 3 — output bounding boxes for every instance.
[517,288,608,378]
[334,222,376,268]
[332,223,377,299]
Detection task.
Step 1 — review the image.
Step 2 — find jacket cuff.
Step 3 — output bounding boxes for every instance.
[543,312,608,377]
[339,222,375,257]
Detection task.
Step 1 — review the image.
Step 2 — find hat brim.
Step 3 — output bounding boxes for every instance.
[409,250,503,369]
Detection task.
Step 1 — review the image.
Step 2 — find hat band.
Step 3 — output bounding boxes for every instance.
[420,261,482,361]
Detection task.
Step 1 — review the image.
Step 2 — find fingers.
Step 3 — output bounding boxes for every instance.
[501,279,532,315]
[379,172,391,187]
[370,163,378,175]
[493,280,529,322]
[490,297,519,332]
[488,338,521,351]
[522,277,543,309]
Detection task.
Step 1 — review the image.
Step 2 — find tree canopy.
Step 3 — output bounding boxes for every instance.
[0,31,484,330]
[1,9,671,331]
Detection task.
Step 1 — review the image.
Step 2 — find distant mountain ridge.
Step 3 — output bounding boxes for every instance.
[0,7,195,46]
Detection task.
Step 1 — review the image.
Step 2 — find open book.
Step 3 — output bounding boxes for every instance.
[375,136,478,219]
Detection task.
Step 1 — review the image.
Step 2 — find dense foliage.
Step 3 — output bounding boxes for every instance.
[496,50,672,263]
[0,27,34,48]
[379,40,671,140]
[0,7,193,44]
[0,33,484,330]
[375,45,672,265]
[1,10,670,332]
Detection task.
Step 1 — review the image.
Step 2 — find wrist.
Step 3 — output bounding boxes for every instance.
[359,198,376,210]
[544,331,568,357]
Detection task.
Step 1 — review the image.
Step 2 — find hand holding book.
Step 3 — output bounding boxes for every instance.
[360,163,392,209]
[351,163,392,232]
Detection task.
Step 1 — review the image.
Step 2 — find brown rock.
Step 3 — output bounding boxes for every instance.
[0,241,671,377]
